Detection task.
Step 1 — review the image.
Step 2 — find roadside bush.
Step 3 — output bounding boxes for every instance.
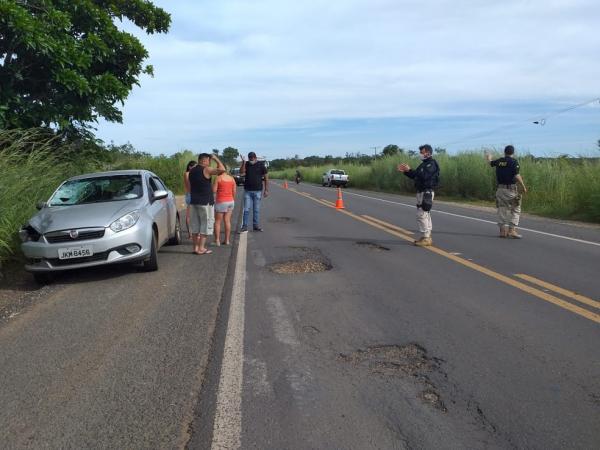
[0,129,192,265]
[271,152,600,222]
[0,132,74,262]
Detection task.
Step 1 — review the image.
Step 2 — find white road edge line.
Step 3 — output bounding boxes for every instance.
[305,185,600,248]
[211,232,247,450]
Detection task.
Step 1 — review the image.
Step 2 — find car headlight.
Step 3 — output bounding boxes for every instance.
[19,225,41,242]
[110,211,140,233]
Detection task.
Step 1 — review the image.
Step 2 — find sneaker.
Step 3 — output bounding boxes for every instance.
[253,226,263,232]
[239,226,248,233]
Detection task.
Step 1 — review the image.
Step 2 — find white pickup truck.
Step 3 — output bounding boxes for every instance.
[322,169,349,187]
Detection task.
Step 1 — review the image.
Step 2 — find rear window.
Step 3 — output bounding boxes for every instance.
[49,175,143,206]
[331,170,346,175]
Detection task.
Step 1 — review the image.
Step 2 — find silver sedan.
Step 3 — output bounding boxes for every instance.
[20,170,181,283]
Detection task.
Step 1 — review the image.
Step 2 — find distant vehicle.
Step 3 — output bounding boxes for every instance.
[322,169,349,187]
[19,170,181,284]
[257,156,269,168]
[230,167,245,185]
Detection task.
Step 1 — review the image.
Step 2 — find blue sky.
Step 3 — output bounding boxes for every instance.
[96,0,600,158]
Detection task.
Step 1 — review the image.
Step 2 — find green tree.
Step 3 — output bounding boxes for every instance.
[222,146,239,167]
[0,0,170,132]
[434,147,447,155]
[382,144,402,157]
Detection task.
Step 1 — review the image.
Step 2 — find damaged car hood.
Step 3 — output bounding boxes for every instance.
[28,199,145,233]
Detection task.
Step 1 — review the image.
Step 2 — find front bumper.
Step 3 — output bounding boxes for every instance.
[21,223,152,272]
[331,180,348,186]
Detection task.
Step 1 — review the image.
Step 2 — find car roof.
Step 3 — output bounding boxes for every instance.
[67,170,152,181]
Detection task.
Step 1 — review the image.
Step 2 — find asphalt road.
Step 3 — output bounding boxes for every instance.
[0,215,236,449]
[1,185,599,449]
[199,182,599,449]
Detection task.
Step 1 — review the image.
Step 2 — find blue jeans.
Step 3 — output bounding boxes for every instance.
[242,190,262,228]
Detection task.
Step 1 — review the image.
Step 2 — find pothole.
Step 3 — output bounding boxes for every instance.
[269,259,331,274]
[268,247,332,274]
[339,343,447,412]
[269,216,296,223]
[355,241,390,251]
[420,389,447,412]
[339,344,432,376]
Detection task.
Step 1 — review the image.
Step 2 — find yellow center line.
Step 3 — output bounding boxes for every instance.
[514,274,600,310]
[281,185,600,324]
[361,215,414,236]
[320,199,336,207]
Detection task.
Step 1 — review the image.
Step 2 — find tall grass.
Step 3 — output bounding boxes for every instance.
[0,130,191,264]
[272,152,600,222]
[107,150,195,194]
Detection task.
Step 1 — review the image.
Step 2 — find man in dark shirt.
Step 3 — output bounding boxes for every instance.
[189,153,226,254]
[397,144,440,246]
[239,151,269,232]
[486,145,527,238]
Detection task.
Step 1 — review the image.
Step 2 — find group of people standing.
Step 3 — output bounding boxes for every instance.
[181,145,525,253]
[183,151,269,255]
[398,144,527,246]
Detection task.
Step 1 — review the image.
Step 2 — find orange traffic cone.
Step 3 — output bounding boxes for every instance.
[283,180,288,189]
[335,187,345,209]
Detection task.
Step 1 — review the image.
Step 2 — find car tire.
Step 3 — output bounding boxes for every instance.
[143,231,159,272]
[33,272,54,285]
[168,214,181,245]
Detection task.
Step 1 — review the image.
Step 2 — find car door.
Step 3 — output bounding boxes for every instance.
[147,176,170,246]
[153,176,176,237]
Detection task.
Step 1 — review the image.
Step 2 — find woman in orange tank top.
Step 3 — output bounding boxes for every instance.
[212,169,237,246]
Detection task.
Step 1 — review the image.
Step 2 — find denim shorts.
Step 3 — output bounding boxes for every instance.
[185,192,191,205]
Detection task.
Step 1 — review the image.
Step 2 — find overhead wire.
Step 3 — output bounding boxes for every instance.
[439,96,600,148]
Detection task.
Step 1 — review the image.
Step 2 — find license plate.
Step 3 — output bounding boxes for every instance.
[58,246,93,260]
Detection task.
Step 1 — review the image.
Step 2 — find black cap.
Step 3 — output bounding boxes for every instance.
[248,151,257,159]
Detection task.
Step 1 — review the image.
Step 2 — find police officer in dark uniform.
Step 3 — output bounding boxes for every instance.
[397,144,440,246]
[486,145,527,238]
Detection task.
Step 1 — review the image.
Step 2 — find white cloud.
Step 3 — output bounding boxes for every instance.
[97,0,600,154]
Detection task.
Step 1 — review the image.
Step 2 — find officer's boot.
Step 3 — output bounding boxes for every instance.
[508,227,522,239]
[415,236,433,247]
[499,225,508,238]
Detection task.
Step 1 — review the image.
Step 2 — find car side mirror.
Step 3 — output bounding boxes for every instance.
[36,201,46,210]
[152,190,168,201]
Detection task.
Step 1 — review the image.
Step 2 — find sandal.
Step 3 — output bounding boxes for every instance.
[196,249,213,255]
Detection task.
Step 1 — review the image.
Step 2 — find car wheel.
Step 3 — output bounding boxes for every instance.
[168,214,181,245]
[143,231,159,272]
[33,272,54,285]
